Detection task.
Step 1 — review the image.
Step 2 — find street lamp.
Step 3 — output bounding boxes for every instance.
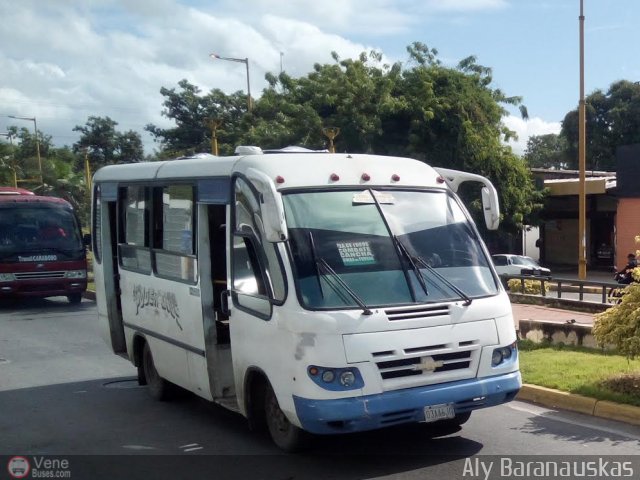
[209,53,252,112]
[8,115,43,185]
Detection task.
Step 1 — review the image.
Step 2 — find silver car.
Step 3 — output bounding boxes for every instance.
[491,254,551,278]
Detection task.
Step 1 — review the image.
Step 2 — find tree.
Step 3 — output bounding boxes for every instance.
[73,116,144,170]
[524,134,570,169]
[561,80,640,171]
[145,80,248,156]
[148,43,543,235]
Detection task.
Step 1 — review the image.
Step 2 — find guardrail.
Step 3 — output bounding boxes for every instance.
[501,274,622,305]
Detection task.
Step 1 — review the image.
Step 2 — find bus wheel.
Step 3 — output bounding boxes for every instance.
[142,342,170,401]
[67,293,82,304]
[264,383,307,452]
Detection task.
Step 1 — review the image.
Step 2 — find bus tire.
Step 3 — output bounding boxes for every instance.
[67,293,82,304]
[142,342,171,401]
[264,382,307,452]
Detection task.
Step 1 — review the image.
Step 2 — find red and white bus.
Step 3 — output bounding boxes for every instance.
[0,190,89,304]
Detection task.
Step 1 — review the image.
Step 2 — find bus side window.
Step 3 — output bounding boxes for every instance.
[231,177,287,317]
[119,185,152,274]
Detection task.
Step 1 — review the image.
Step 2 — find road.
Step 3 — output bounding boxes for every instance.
[1,297,639,479]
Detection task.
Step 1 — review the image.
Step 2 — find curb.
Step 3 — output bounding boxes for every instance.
[83,290,96,301]
[517,384,640,427]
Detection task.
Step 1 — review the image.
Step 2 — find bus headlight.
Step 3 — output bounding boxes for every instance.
[0,273,16,282]
[492,343,516,367]
[307,366,364,391]
[65,270,87,279]
[339,371,356,387]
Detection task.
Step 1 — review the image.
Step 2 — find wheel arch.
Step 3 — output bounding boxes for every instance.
[243,366,270,431]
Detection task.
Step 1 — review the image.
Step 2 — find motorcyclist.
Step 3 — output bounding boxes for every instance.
[616,253,638,284]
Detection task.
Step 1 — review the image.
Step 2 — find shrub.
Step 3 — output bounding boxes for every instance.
[593,236,640,360]
[507,278,549,295]
[594,283,640,360]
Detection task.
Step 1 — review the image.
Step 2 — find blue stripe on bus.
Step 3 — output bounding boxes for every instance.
[293,371,521,434]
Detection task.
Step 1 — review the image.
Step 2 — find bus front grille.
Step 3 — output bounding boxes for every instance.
[15,271,66,280]
[384,305,450,321]
[375,347,476,381]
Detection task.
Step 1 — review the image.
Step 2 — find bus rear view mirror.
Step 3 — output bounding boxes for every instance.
[245,168,288,242]
[83,233,92,248]
[435,167,501,231]
[481,186,499,231]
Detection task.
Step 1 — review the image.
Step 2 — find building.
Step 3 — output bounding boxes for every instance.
[532,143,640,271]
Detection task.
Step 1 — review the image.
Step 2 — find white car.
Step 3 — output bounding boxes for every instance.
[491,254,551,278]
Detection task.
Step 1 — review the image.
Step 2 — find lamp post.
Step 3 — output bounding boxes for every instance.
[577,0,587,280]
[209,53,252,112]
[8,115,43,185]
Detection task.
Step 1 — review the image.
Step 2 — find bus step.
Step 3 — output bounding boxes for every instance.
[215,396,240,413]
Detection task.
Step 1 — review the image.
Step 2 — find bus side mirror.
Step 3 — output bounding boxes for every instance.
[245,168,288,242]
[83,233,92,247]
[481,186,500,231]
[435,167,501,231]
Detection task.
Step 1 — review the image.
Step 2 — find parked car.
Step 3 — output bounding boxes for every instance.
[491,254,551,278]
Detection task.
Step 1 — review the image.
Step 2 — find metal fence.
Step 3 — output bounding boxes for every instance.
[501,274,623,305]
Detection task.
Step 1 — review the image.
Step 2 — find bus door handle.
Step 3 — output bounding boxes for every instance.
[220,290,231,316]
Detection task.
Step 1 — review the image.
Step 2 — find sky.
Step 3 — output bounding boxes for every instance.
[1,0,639,157]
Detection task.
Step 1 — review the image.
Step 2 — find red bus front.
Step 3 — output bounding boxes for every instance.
[0,195,88,304]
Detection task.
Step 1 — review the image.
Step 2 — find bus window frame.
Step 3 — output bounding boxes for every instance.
[151,183,198,285]
[230,174,288,320]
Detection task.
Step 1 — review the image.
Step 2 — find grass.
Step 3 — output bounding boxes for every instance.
[519,340,640,407]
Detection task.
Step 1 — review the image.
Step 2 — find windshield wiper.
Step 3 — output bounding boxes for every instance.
[315,258,373,315]
[392,235,472,306]
[413,255,472,306]
[393,235,429,297]
[307,232,372,315]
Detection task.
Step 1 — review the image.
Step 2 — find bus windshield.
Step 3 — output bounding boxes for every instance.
[283,189,498,310]
[0,206,83,259]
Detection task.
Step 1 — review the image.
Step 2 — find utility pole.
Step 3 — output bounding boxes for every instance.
[578,0,587,279]
[206,119,222,156]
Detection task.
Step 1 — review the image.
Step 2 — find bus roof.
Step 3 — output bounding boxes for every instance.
[92,150,444,191]
[0,187,35,195]
[0,194,73,208]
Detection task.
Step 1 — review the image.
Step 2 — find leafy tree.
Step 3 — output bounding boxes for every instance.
[73,116,144,170]
[148,43,543,236]
[561,80,640,171]
[145,80,248,156]
[524,134,570,169]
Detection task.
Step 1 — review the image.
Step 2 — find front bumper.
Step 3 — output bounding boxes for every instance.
[293,371,521,434]
[0,279,87,298]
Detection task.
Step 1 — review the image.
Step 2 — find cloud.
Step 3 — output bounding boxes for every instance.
[503,115,561,155]
[424,0,508,11]
[0,0,515,155]
[0,0,379,153]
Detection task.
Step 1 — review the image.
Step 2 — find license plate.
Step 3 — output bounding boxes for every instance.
[423,403,455,422]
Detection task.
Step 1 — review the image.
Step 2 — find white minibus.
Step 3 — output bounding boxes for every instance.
[92,146,520,451]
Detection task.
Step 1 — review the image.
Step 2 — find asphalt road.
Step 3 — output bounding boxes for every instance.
[1,297,639,479]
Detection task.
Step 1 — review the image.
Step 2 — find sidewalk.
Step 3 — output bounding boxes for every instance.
[511,303,594,329]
